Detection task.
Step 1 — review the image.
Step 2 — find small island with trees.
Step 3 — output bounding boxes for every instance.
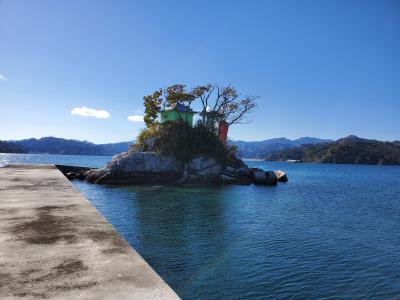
[81,84,287,185]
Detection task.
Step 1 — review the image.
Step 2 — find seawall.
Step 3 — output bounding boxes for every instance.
[0,164,180,299]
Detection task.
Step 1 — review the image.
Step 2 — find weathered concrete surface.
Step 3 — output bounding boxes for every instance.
[0,164,180,300]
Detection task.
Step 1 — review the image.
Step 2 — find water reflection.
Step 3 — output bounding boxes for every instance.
[127,186,229,292]
[6,154,400,299]
[73,163,400,300]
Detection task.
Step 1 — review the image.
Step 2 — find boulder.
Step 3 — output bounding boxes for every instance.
[252,171,266,184]
[219,174,238,184]
[223,166,236,176]
[225,166,236,173]
[188,157,222,178]
[252,170,277,185]
[66,172,78,180]
[236,176,252,185]
[186,174,201,183]
[228,155,248,169]
[235,170,253,185]
[83,150,281,186]
[56,165,91,181]
[274,170,288,182]
[128,143,141,153]
[106,151,183,173]
[86,152,183,184]
[143,137,158,151]
[86,167,112,183]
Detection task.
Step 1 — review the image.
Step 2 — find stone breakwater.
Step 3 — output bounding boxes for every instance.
[60,150,288,186]
[0,164,180,299]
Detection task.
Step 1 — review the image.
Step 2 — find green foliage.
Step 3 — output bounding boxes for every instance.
[266,136,400,165]
[156,122,231,163]
[138,83,258,165]
[136,125,160,149]
[165,84,195,107]
[142,83,257,130]
[143,90,163,128]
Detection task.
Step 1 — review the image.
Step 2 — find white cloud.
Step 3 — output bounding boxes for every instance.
[71,106,110,119]
[0,74,7,80]
[128,115,144,122]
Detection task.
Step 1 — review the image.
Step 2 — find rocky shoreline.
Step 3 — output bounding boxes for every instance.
[58,148,287,186]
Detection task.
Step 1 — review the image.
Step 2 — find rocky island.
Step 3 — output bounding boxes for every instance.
[63,84,287,186]
[82,144,287,186]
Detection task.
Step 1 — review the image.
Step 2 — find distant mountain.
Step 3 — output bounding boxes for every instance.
[267,135,400,165]
[96,141,133,155]
[10,137,132,156]
[6,136,330,158]
[231,137,332,158]
[0,140,26,153]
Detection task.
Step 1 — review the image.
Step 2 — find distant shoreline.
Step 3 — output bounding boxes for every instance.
[2,153,399,168]
[2,135,400,166]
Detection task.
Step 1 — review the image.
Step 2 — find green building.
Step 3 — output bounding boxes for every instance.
[160,103,196,127]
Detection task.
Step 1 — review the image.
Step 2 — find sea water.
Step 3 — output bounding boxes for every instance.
[2,153,400,299]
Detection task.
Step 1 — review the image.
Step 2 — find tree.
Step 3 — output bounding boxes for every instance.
[209,85,257,126]
[193,84,257,128]
[165,84,195,107]
[138,83,256,180]
[143,89,163,128]
[192,84,215,125]
[142,83,257,131]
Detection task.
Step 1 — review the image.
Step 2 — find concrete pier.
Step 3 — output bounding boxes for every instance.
[0,164,180,299]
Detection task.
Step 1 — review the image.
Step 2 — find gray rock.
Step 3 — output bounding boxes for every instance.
[86,167,110,183]
[220,174,238,184]
[264,171,278,185]
[225,166,236,173]
[186,174,201,183]
[86,152,184,184]
[253,170,277,185]
[66,171,78,180]
[143,137,158,150]
[188,157,222,177]
[252,170,266,184]
[109,152,183,174]
[84,151,262,186]
[274,170,288,182]
[234,168,253,185]
[128,144,141,153]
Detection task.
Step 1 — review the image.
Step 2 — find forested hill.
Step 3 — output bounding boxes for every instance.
[10,137,132,156]
[0,140,26,153]
[5,136,331,157]
[266,136,400,165]
[232,137,332,158]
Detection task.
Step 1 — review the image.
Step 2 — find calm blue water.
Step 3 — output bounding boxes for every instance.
[0,153,112,168]
[2,154,400,299]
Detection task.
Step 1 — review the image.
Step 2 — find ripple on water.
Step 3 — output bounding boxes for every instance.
[4,154,400,299]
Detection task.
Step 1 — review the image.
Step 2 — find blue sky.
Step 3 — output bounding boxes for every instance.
[0,0,399,143]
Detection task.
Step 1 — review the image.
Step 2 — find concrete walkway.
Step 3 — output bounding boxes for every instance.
[0,164,180,299]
